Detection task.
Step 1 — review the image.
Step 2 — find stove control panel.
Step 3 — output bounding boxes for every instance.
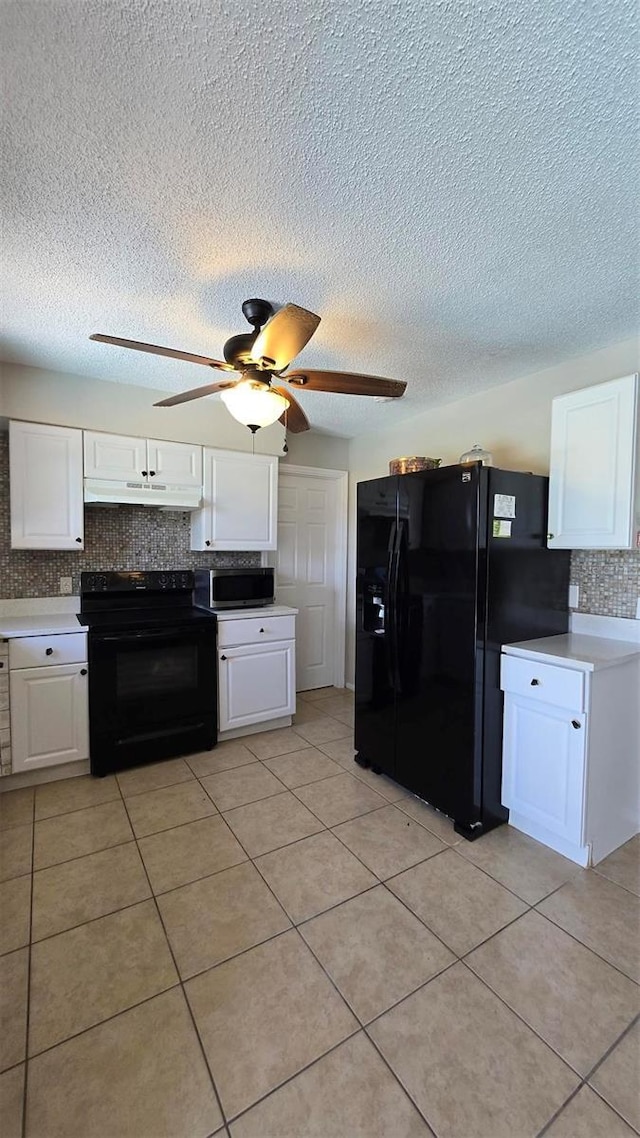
[81,571,194,593]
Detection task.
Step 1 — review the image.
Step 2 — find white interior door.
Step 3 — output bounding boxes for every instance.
[274,467,347,692]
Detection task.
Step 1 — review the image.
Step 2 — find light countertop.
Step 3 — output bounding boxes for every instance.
[0,614,85,639]
[212,605,298,620]
[504,633,640,672]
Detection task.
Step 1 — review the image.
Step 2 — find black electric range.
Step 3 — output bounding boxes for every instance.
[79,571,217,777]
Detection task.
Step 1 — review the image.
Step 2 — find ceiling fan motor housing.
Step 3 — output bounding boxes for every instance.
[223,332,258,368]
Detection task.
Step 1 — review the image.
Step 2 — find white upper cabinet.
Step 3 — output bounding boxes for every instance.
[146,440,202,487]
[84,432,147,481]
[84,432,202,488]
[548,373,639,549]
[192,449,278,550]
[10,421,84,549]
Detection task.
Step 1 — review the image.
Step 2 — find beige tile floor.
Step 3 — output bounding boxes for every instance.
[0,685,639,1138]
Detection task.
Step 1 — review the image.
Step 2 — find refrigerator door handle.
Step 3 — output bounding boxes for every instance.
[386,521,398,689]
[391,520,405,692]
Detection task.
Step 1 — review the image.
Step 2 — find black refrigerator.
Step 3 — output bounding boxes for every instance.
[355,463,570,839]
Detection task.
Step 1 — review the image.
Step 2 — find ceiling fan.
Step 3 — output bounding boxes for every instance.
[90,299,407,434]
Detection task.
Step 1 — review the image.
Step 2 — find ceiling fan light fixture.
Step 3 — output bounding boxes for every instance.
[220,379,289,432]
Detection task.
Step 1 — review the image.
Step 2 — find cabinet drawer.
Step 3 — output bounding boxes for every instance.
[9,632,87,670]
[501,654,584,712]
[218,615,296,648]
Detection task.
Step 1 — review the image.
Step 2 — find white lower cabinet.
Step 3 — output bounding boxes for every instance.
[501,645,640,866]
[216,610,296,737]
[219,641,295,732]
[502,697,586,849]
[9,633,89,773]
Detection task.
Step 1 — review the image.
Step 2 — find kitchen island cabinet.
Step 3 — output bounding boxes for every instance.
[216,607,297,739]
[501,634,640,866]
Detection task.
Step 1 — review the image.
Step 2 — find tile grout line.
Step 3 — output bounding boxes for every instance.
[581,1010,640,1085]
[590,866,640,900]
[114,778,230,1135]
[532,897,640,989]
[535,1013,640,1138]
[20,786,35,1138]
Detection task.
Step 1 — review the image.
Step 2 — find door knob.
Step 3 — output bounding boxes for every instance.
[220,654,227,661]
[149,471,156,477]
[571,719,581,729]
[205,540,211,547]
[75,537,82,543]
[259,628,265,633]
[141,471,148,477]
[45,647,53,656]
[530,678,541,686]
[80,668,88,676]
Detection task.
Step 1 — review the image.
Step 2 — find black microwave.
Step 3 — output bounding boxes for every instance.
[194,567,275,610]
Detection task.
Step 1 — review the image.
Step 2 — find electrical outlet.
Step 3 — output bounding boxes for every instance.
[568,584,579,609]
[59,577,73,595]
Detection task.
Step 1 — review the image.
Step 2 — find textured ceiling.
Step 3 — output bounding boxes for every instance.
[1,0,638,437]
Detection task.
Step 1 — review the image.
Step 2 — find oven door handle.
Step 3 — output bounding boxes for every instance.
[93,627,210,642]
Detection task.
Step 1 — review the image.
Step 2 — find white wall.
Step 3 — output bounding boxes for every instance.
[282,430,349,470]
[0,362,347,469]
[346,336,640,681]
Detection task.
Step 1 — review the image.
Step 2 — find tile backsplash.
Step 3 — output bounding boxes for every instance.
[0,433,259,597]
[570,549,640,619]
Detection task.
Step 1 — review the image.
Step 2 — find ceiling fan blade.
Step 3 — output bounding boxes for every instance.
[273,385,310,433]
[251,304,320,371]
[154,379,239,407]
[283,369,407,398]
[90,334,235,371]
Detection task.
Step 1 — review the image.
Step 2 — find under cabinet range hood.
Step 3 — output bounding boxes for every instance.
[84,478,202,510]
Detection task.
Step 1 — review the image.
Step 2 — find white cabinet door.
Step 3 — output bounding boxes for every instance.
[146,440,203,487]
[548,373,639,549]
[502,694,586,845]
[10,663,89,772]
[10,421,84,550]
[218,640,295,731]
[192,450,278,550]
[84,432,148,482]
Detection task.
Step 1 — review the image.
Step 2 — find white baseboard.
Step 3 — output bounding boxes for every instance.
[0,759,89,792]
[218,715,293,742]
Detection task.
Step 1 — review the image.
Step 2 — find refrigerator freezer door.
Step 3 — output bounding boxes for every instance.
[355,477,398,777]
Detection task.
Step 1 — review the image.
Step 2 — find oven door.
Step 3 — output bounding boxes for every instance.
[88,623,217,774]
